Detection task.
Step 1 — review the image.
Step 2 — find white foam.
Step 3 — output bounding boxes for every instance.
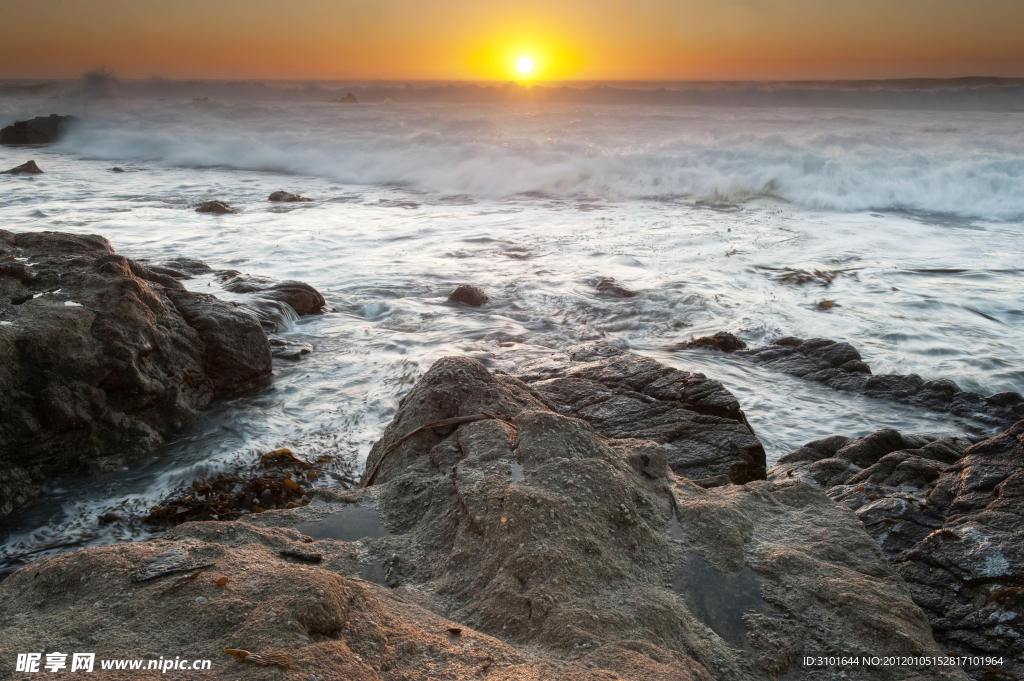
[55,101,1024,222]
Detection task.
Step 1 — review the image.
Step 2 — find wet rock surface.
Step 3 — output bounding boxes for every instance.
[221,274,326,317]
[686,333,1024,429]
[1,160,43,175]
[513,342,767,483]
[768,423,1024,680]
[0,355,961,680]
[268,191,313,202]
[0,114,76,145]
[595,276,638,297]
[0,230,272,519]
[447,284,488,307]
[195,200,237,214]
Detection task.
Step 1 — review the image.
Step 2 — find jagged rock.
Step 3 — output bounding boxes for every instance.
[0,230,271,519]
[0,354,964,680]
[0,114,76,145]
[683,331,747,352]
[268,191,312,203]
[514,342,766,483]
[769,423,1024,679]
[447,284,488,307]
[596,277,637,297]
[328,92,358,103]
[688,333,1024,428]
[195,200,236,214]
[1,160,43,175]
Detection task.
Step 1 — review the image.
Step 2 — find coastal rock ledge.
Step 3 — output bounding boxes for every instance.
[0,230,272,518]
[0,354,963,680]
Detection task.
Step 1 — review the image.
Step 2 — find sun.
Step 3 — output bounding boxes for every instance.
[517,57,534,75]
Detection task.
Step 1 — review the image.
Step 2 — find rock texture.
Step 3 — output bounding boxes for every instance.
[513,342,767,483]
[268,191,312,203]
[768,424,1024,680]
[196,200,237,214]
[0,230,272,519]
[0,114,76,145]
[684,333,1024,428]
[0,355,962,680]
[1,160,43,175]
[596,277,638,297]
[447,285,488,307]
[220,274,326,317]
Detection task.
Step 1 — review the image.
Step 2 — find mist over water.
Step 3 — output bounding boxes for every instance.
[1,84,1022,573]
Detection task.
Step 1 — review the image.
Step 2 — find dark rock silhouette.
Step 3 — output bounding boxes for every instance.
[447,284,488,307]
[684,331,747,352]
[268,191,313,202]
[684,333,1024,429]
[0,114,76,145]
[1,160,43,175]
[328,93,359,103]
[195,200,236,214]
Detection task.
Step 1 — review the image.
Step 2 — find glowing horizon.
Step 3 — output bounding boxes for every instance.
[0,0,1023,81]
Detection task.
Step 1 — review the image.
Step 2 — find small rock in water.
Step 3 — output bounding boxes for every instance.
[448,285,488,307]
[328,93,359,103]
[683,331,747,353]
[111,167,125,173]
[595,277,637,297]
[268,191,313,203]
[1,160,43,175]
[195,200,237,214]
[99,512,121,523]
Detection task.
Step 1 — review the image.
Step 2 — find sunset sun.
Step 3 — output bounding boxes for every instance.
[517,56,534,75]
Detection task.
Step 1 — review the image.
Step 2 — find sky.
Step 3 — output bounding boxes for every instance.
[1,0,1023,81]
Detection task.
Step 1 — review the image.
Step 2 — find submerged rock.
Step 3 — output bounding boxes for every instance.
[514,342,767,483]
[447,284,488,307]
[596,276,638,297]
[268,191,312,203]
[0,230,271,519]
[195,200,236,214]
[769,422,1024,679]
[1,160,43,175]
[0,114,76,145]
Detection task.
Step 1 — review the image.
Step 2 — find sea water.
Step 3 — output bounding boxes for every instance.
[0,85,1022,572]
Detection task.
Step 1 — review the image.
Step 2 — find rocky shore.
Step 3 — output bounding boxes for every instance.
[0,230,324,519]
[0,232,1020,680]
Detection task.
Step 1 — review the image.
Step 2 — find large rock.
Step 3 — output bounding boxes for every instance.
[0,230,271,519]
[768,423,1024,679]
[0,356,961,680]
[0,114,76,145]
[514,342,767,483]
[686,333,1024,429]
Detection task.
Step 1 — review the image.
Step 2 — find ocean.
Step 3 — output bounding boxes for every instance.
[1,79,1022,573]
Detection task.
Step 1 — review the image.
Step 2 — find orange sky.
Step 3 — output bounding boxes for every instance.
[1,0,1023,81]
